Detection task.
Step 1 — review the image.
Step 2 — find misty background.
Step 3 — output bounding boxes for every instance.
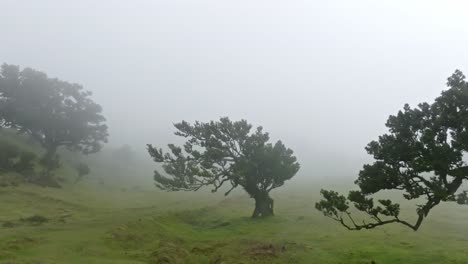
[2,0,468,180]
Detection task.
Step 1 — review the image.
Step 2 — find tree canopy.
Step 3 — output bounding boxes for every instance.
[316,70,468,231]
[147,117,300,217]
[0,63,108,171]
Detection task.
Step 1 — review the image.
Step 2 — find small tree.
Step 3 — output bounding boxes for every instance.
[316,70,468,231]
[0,64,108,172]
[147,117,300,217]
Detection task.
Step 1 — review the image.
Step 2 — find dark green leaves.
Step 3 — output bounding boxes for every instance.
[317,70,468,231]
[315,190,349,220]
[147,117,300,198]
[356,162,401,194]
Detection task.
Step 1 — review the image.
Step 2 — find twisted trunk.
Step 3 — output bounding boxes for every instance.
[41,144,59,171]
[251,192,274,218]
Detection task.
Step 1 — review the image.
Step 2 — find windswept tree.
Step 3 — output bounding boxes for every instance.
[316,70,468,231]
[0,63,108,172]
[147,117,300,218]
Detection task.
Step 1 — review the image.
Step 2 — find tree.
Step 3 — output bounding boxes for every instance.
[0,64,108,172]
[316,70,468,231]
[147,117,300,218]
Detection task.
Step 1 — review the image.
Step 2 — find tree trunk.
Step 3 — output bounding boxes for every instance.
[41,144,59,171]
[251,193,274,218]
[35,144,61,188]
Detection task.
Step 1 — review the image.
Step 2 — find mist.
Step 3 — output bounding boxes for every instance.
[2,0,468,181]
[3,1,468,263]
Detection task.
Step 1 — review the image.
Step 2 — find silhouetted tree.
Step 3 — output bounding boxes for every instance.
[147,117,300,218]
[316,70,468,231]
[0,63,108,173]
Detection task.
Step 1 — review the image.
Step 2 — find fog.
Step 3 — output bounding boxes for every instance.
[2,0,468,179]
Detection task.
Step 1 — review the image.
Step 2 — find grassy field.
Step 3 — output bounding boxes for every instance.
[1,180,468,264]
[1,133,468,263]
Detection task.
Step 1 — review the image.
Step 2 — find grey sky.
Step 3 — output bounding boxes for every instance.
[2,0,468,178]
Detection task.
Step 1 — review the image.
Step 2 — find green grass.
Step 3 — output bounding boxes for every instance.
[1,181,468,264]
[1,130,468,263]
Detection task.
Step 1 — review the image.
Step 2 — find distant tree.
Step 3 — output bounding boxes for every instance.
[75,162,90,183]
[316,70,468,231]
[147,117,300,217]
[0,64,108,173]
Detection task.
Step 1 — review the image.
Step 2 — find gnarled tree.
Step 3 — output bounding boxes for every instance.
[0,64,108,174]
[316,70,468,231]
[147,117,300,218]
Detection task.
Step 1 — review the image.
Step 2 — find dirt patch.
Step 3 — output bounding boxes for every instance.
[243,241,309,260]
[245,243,286,258]
[149,242,190,264]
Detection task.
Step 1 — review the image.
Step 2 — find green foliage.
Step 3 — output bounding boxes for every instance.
[0,63,108,171]
[315,190,349,220]
[0,140,36,182]
[148,117,300,217]
[317,70,468,231]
